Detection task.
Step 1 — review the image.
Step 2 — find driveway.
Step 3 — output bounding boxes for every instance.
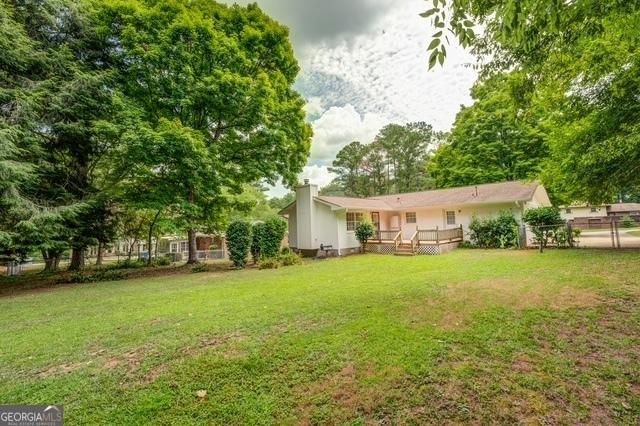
[578,228,640,248]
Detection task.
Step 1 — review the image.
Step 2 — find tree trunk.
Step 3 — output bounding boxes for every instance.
[96,241,104,266]
[42,250,60,273]
[187,229,198,264]
[69,247,85,271]
[187,189,198,264]
[147,231,153,266]
[147,209,163,266]
[127,240,135,261]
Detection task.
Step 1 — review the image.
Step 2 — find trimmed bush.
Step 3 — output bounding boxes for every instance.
[191,263,208,273]
[226,221,252,269]
[69,270,126,283]
[107,259,146,270]
[259,258,280,270]
[250,222,267,264]
[621,216,635,228]
[262,217,287,259]
[153,256,172,267]
[355,220,375,251]
[468,211,519,248]
[280,251,302,266]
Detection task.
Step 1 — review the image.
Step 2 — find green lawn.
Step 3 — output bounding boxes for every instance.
[629,230,640,238]
[1,250,639,424]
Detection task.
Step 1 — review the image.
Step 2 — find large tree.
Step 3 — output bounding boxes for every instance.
[99,0,312,263]
[329,122,436,197]
[422,0,640,203]
[1,0,120,270]
[329,141,370,197]
[430,73,547,188]
[376,122,436,193]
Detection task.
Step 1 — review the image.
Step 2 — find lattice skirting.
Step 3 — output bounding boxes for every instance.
[416,245,441,255]
[365,243,396,255]
[366,242,461,256]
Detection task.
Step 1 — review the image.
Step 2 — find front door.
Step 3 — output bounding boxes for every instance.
[371,212,380,234]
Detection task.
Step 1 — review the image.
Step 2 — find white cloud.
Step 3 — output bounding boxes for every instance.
[310,104,387,163]
[300,165,336,188]
[266,165,336,197]
[300,1,478,131]
[226,0,480,197]
[304,97,325,120]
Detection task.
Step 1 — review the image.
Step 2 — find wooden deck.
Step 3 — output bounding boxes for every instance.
[368,226,464,256]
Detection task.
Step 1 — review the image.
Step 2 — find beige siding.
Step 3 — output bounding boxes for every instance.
[398,204,523,240]
[560,206,606,221]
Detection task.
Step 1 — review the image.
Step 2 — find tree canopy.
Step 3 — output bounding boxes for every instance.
[430,72,547,188]
[0,0,311,269]
[97,0,312,263]
[328,122,437,197]
[423,0,640,203]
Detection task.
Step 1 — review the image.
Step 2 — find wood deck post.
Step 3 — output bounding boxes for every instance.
[436,226,439,245]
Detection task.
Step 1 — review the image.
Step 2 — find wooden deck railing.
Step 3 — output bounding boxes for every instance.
[415,226,464,244]
[373,230,402,242]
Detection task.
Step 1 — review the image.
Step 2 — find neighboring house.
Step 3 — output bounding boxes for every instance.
[561,203,640,227]
[158,234,226,260]
[607,203,640,218]
[561,205,607,221]
[280,180,552,256]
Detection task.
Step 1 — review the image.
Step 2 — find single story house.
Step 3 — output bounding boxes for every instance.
[561,203,640,227]
[280,180,552,256]
[560,205,608,221]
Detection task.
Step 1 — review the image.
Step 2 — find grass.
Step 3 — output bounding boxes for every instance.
[1,249,639,424]
[628,230,640,237]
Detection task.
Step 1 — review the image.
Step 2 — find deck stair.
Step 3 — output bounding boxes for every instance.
[394,242,415,256]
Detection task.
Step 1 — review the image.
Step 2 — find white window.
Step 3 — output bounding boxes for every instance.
[406,212,417,224]
[180,241,188,252]
[591,207,598,213]
[446,211,456,225]
[565,208,572,214]
[346,212,363,231]
[170,243,178,253]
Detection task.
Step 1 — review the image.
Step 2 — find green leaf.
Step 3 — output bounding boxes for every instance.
[428,38,441,50]
[432,31,443,38]
[420,8,437,18]
[428,50,438,69]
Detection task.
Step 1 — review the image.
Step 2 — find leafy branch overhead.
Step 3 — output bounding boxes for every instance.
[421,0,476,69]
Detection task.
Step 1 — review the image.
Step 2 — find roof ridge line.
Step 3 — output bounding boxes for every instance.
[366,180,538,200]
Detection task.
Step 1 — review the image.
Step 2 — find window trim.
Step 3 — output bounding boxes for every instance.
[405,212,417,224]
[446,210,456,226]
[346,212,364,232]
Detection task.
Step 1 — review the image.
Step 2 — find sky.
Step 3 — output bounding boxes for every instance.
[227,0,479,196]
